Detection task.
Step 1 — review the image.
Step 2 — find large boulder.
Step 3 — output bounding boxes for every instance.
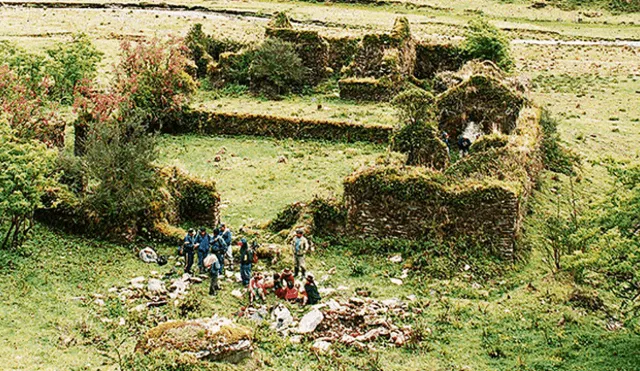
[135,316,253,364]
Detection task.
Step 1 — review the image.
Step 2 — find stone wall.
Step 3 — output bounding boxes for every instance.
[343,107,543,260]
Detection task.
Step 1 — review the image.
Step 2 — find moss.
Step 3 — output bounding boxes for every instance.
[391,17,411,41]
[470,133,509,153]
[413,42,468,80]
[338,77,397,102]
[137,321,252,355]
[393,122,449,169]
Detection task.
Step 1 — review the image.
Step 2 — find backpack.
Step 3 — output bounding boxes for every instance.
[157,255,168,266]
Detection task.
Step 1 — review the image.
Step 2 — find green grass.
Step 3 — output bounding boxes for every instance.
[155,135,394,227]
[193,90,397,127]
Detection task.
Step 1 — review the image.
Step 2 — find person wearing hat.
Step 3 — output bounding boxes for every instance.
[182,228,197,275]
[204,254,221,296]
[249,272,266,305]
[292,229,310,278]
[195,227,211,274]
[238,238,253,286]
[303,273,321,305]
[220,223,233,271]
[211,228,227,275]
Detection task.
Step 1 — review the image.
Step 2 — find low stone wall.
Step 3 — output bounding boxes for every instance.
[414,43,469,79]
[168,109,392,144]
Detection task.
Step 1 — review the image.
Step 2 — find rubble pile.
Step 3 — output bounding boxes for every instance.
[307,297,414,349]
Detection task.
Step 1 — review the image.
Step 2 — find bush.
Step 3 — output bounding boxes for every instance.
[540,109,579,175]
[115,38,197,131]
[393,121,449,168]
[81,115,158,234]
[391,88,435,125]
[0,65,65,147]
[0,121,58,249]
[46,33,102,104]
[0,41,50,97]
[249,38,309,98]
[463,19,513,71]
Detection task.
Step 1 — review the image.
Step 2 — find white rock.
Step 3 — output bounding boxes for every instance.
[390,278,403,286]
[130,276,146,289]
[337,286,349,291]
[311,339,331,353]
[464,264,471,271]
[132,304,148,312]
[118,318,126,326]
[147,278,166,294]
[289,335,302,344]
[318,288,336,295]
[297,309,324,333]
[327,299,342,311]
[389,255,403,263]
[340,334,356,344]
[382,298,403,308]
[231,289,243,299]
[94,298,105,307]
[271,305,293,330]
[400,269,409,279]
[406,294,417,301]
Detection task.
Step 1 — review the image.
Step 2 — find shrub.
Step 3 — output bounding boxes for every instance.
[0,121,58,249]
[249,38,309,98]
[540,109,579,175]
[269,202,304,233]
[115,38,197,131]
[0,41,50,97]
[393,121,449,168]
[0,65,65,147]
[463,19,513,71]
[46,33,103,104]
[81,114,158,234]
[391,88,435,125]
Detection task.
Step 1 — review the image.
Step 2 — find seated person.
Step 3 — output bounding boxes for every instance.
[284,281,299,302]
[249,272,266,305]
[272,273,286,299]
[303,273,321,305]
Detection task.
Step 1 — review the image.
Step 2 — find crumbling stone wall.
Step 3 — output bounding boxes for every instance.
[413,43,468,80]
[344,107,543,260]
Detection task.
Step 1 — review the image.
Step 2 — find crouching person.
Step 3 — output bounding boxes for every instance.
[249,272,266,305]
[303,273,321,305]
[204,254,221,296]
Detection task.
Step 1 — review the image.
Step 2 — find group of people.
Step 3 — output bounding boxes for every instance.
[441,131,472,157]
[180,225,320,306]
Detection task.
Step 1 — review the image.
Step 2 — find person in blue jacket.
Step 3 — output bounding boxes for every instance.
[211,228,227,275]
[182,228,197,275]
[239,238,253,286]
[195,227,211,274]
[220,223,233,271]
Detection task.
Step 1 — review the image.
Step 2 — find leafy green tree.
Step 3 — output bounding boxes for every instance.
[0,121,58,249]
[46,33,103,104]
[81,115,158,232]
[249,38,308,98]
[463,19,513,71]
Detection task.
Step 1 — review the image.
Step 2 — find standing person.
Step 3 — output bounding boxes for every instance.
[303,273,321,305]
[292,229,310,278]
[239,238,253,286]
[220,223,233,271]
[195,228,211,274]
[182,228,197,275]
[204,254,220,296]
[457,135,471,157]
[211,228,227,275]
[441,130,451,157]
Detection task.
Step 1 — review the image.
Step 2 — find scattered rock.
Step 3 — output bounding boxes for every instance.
[148,278,166,294]
[94,298,105,307]
[311,339,331,353]
[297,309,324,333]
[289,335,302,344]
[130,276,146,289]
[214,155,222,162]
[389,255,403,263]
[139,247,158,263]
[389,278,403,286]
[277,156,287,164]
[231,290,243,299]
[271,305,293,330]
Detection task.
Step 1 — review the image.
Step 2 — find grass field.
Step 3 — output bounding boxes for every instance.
[156,135,392,227]
[1,0,640,370]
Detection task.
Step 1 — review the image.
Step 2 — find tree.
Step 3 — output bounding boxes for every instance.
[0,121,58,249]
[391,88,435,125]
[81,114,158,233]
[46,33,103,104]
[115,38,197,131]
[249,38,308,98]
[463,19,513,71]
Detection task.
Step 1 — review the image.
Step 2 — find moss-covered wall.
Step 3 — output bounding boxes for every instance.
[437,75,526,140]
[169,109,392,144]
[414,43,469,80]
[343,107,543,260]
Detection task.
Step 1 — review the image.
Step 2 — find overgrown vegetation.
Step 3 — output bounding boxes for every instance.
[463,19,513,71]
[249,38,309,98]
